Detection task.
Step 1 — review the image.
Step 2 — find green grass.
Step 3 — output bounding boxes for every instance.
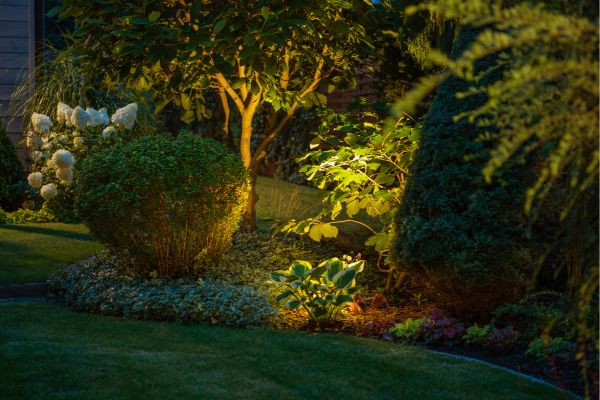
[0,303,573,400]
[0,223,103,284]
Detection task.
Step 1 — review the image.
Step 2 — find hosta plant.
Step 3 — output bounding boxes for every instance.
[271,257,364,326]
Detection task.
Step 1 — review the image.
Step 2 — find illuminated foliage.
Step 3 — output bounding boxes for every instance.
[55,0,374,229]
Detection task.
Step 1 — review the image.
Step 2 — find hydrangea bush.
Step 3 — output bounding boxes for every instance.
[25,102,139,217]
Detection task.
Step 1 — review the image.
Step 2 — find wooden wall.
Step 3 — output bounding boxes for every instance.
[0,0,35,165]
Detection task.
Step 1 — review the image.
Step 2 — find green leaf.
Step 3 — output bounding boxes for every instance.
[291,260,311,277]
[284,299,302,309]
[270,271,288,282]
[148,11,161,22]
[46,5,62,17]
[180,110,195,124]
[332,269,356,289]
[214,19,226,33]
[320,223,338,238]
[275,291,295,303]
[347,199,360,217]
[334,294,354,305]
[260,6,270,20]
[308,224,322,242]
[330,20,349,35]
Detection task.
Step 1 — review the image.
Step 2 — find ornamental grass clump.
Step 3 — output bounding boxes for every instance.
[75,134,250,276]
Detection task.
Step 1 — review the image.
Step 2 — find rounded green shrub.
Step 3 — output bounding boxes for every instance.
[75,134,250,276]
[393,27,540,319]
[0,122,26,211]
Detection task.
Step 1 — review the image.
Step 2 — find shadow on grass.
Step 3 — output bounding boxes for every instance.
[0,225,95,242]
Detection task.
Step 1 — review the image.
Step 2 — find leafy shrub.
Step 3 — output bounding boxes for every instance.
[0,122,26,211]
[463,324,492,346]
[75,134,249,276]
[390,318,428,341]
[393,26,539,319]
[526,336,574,361]
[0,208,7,224]
[492,291,572,343]
[48,251,275,327]
[282,108,419,291]
[420,308,465,344]
[4,206,57,224]
[271,257,364,325]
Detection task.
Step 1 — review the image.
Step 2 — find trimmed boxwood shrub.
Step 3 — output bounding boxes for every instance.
[0,122,26,211]
[48,251,276,327]
[75,134,249,276]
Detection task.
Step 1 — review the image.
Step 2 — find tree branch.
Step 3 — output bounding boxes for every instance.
[214,73,245,114]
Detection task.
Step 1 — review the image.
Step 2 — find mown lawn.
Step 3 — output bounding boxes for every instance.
[0,223,103,284]
[0,303,573,400]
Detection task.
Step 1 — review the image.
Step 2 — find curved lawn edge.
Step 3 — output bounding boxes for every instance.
[427,350,580,399]
[0,303,576,400]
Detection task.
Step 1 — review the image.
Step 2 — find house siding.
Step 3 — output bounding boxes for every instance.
[0,0,35,166]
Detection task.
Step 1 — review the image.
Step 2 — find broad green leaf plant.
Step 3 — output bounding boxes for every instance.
[271,257,364,325]
[280,108,419,291]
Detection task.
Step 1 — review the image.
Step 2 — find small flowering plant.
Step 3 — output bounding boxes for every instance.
[26,102,138,205]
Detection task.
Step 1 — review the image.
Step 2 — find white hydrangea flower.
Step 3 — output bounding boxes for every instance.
[70,106,90,130]
[40,183,58,201]
[41,137,53,150]
[25,131,42,149]
[98,108,110,126]
[86,107,103,127]
[56,167,73,185]
[101,125,116,140]
[111,103,138,130]
[51,149,76,169]
[31,113,53,133]
[56,102,74,125]
[27,172,43,189]
[73,137,86,148]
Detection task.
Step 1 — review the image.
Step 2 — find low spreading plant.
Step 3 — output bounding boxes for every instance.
[271,257,364,325]
[48,251,275,327]
[2,206,57,224]
[526,336,574,361]
[390,318,428,341]
[76,134,249,276]
[463,324,492,346]
[420,308,465,344]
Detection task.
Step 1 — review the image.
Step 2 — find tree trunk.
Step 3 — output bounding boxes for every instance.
[240,110,257,231]
[242,173,259,231]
